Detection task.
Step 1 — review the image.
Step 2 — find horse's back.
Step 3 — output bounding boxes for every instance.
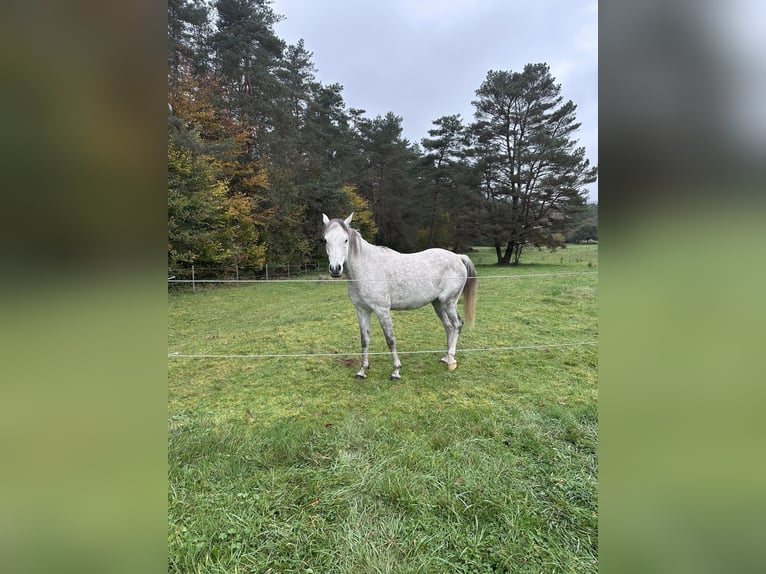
[377,248,467,310]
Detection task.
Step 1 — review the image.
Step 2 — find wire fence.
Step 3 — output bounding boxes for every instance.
[168,269,598,361]
[168,268,598,288]
[168,261,323,286]
[169,245,599,290]
[168,341,597,360]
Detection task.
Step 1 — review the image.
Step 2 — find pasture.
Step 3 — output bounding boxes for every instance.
[168,245,598,573]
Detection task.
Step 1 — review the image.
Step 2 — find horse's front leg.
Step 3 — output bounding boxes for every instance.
[376,309,402,380]
[355,307,372,379]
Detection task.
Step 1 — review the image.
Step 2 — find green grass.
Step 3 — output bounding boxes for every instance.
[169,244,598,573]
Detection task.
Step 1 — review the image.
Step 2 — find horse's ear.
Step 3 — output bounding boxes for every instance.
[322,213,330,226]
[344,213,354,226]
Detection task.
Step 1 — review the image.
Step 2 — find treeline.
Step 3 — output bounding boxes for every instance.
[567,203,598,243]
[168,0,597,269]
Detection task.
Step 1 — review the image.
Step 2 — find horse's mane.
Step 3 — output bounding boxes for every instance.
[331,218,396,256]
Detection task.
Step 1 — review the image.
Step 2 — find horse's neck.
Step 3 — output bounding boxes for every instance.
[345,232,378,279]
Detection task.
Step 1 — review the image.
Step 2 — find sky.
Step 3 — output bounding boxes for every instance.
[272,0,599,202]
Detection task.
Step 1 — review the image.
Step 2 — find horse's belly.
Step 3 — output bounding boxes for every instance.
[389,281,454,310]
[349,283,437,311]
[390,292,435,310]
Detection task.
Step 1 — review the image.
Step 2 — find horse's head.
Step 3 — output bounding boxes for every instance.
[322,213,354,277]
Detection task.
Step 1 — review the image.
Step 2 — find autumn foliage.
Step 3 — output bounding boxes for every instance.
[168,1,596,271]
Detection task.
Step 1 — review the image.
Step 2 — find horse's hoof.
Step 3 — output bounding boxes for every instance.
[390,375,401,381]
[355,374,366,380]
[447,362,457,371]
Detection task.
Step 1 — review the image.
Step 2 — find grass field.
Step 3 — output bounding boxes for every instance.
[168,244,598,573]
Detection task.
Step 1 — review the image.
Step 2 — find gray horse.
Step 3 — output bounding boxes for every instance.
[322,213,477,379]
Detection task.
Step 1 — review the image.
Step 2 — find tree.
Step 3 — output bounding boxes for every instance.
[566,202,598,242]
[471,64,597,264]
[355,112,421,251]
[420,115,470,248]
[569,222,598,243]
[271,39,319,176]
[168,0,270,271]
[168,0,211,83]
[167,134,267,269]
[302,83,356,181]
[209,0,285,160]
[338,184,377,239]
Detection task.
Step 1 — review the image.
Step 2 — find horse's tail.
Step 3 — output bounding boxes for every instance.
[459,254,477,328]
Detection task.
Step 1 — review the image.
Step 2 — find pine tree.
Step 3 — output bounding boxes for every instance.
[471,64,597,264]
[209,0,285,160]
[420,115,473,249]
[355,113,421,250]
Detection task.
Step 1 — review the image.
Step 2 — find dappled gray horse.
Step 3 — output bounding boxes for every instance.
[322,213,477,379]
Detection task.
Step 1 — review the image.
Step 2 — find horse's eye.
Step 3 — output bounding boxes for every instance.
[344,239,348,244]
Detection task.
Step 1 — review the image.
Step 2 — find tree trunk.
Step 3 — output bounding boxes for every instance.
[513,244,524,265]
[501,241,514,265]
[494,241,503,265]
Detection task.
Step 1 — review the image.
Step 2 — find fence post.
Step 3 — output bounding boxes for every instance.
[192,264,196,292]
[287,263,290,278]
[265,263,269,281]
[235,263,239,281]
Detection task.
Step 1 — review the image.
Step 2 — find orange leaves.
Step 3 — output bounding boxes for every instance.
[339,184,377,240]
[169,63,273,269]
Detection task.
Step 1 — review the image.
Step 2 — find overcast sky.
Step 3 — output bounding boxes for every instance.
[272,0,598,202]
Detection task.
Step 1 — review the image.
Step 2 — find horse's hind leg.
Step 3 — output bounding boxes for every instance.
[355,307,372,379]
[375,309,402,380]
[442,300,463,371]
[433,300,457,368]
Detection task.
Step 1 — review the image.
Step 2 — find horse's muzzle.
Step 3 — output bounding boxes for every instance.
[329,264,343,277]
